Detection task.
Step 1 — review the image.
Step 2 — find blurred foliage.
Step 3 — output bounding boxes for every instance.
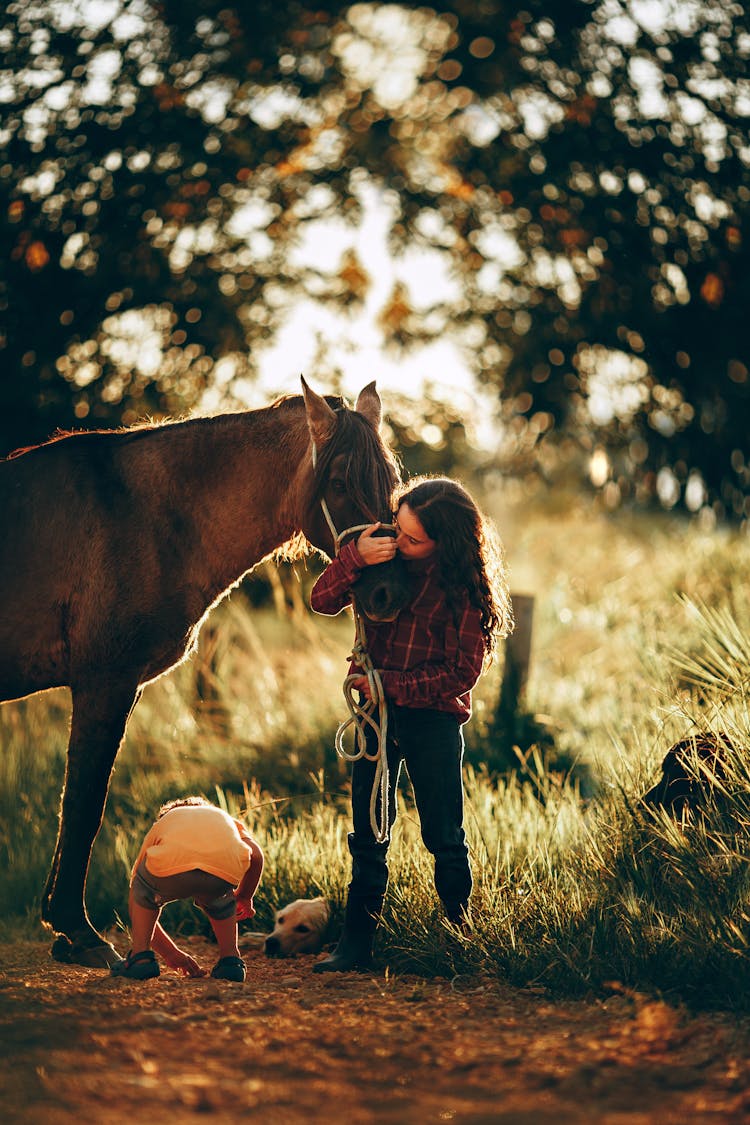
[1,1,749,520]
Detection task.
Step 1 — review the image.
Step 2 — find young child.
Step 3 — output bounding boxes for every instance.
[310,476,512,972]
[111,796,264,982]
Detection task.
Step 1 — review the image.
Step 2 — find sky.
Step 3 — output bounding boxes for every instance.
[209,178,503,450]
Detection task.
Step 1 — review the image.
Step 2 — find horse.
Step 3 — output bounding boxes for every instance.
[0,377,409,966]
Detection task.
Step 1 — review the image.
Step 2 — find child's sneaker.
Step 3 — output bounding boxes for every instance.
[110,950,160,980]
[211,955,246,982]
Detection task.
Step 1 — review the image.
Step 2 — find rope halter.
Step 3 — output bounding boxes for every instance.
[311,439,393,843]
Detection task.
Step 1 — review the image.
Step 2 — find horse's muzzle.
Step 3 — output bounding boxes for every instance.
[351,526,410,622]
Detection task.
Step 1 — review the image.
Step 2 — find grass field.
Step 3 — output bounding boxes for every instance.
[3,486,750,1008]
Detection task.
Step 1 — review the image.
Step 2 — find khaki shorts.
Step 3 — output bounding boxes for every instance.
[132,859,236,920]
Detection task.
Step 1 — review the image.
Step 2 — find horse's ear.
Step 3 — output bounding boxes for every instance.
[354,381,382,430]
[301,375,337,447]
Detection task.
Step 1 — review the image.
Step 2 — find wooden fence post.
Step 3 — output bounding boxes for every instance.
[499,593,534,713]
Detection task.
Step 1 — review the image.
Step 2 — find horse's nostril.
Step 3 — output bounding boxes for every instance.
[371,585,390,612]
[351,552,410,622]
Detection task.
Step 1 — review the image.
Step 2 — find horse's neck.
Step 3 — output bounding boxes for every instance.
[164,406,311,592]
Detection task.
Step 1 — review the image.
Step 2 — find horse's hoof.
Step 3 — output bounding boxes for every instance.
[51,934,74,963]
[50,933,123,968]
[76,941,123,969]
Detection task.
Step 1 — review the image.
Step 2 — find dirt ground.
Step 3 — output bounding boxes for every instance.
[2,939,750,1125]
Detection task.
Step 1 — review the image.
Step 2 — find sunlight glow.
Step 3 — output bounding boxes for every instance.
[12,0,736,481]
[589,447,611,488]
[579,347,650,426]
[333,5,443,110]
[207,177,504,451]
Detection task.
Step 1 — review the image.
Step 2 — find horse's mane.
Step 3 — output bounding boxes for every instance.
[4,415,189,460]
[5,394,352,457]
[263,394,400,563]
[308,404,402,523]
[4,397,401,531]
[270,392,345,412]
[266,390,400,520]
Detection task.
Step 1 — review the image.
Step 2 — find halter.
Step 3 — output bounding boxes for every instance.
[311,440,392,843]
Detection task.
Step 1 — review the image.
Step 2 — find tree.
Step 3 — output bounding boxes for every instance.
[437,0,750,521]
[0,0,351,449]
[331,1,749,519]
[2,1,748,522]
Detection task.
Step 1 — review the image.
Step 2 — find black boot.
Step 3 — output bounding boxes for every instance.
[313,897,380,973]
[444,901,472,936]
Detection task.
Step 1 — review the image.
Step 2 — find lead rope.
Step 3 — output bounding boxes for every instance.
[311,441,391,844]
[335,607,391,844]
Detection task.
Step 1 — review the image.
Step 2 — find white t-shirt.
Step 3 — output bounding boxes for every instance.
[133,804,253,887]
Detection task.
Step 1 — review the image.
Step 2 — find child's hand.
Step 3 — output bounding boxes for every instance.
[356,523,397,567]
[235,895,255,921]
[165,949,206,978]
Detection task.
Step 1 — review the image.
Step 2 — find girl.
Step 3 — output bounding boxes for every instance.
[310,476,512,972]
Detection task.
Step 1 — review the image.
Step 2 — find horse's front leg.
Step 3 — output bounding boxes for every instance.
[42,678,142,967]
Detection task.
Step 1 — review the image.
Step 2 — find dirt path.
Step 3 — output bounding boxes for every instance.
[2,940,750,1124]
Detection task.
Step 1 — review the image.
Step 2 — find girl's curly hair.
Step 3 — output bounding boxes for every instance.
[396,476,513,660]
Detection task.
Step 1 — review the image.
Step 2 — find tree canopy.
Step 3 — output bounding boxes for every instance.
[2,0,748,520]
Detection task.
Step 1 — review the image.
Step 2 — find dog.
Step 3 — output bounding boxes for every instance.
[239,897,330,958]
[642,732,732,816]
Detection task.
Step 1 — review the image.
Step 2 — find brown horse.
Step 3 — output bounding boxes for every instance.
[0,378,407,966]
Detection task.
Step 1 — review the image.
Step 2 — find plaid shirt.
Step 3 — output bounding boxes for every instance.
[310,540,486,723]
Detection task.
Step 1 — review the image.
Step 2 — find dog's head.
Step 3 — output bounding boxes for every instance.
[264,897,330,958]
[642,732,732,816]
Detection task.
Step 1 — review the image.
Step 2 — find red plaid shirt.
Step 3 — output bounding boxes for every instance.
[310,540,486,723]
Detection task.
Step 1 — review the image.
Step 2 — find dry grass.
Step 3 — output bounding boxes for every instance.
[3,493,750,1005]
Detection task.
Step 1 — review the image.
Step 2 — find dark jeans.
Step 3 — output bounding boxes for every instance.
[348,704,472,917]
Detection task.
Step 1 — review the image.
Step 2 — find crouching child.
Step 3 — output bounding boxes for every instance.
[112,796,263,983]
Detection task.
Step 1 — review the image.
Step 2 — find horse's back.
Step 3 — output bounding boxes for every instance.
[1,433,120,580]
[0,431,177,695]
[0,421,255,700]
[0,426,186,562]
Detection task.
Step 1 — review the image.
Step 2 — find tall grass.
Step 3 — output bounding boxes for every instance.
[3,496,750,1007]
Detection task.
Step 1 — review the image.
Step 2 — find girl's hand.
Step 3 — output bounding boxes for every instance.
[165,948,206,978]
[356,523,397,566]
[352,675,373,701]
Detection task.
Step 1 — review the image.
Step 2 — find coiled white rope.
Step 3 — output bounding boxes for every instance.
[335,607,391,844]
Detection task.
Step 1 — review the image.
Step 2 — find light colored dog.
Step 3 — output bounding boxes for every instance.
[240,897,330,958]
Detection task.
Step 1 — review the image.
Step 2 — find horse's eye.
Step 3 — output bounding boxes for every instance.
[329,479,347,496]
